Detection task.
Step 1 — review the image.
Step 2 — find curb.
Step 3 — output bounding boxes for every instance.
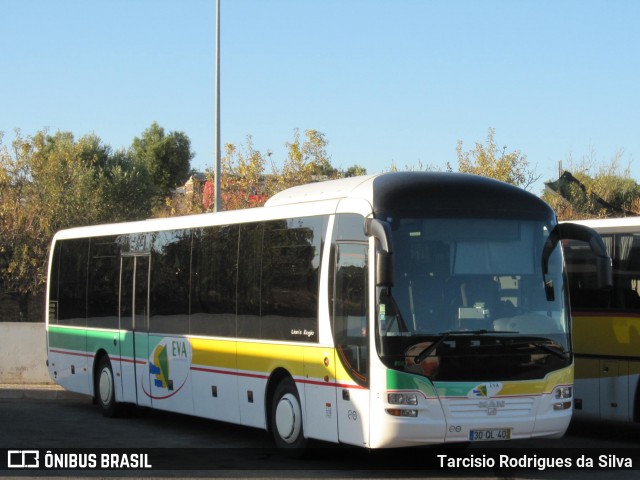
[0,384,90,400]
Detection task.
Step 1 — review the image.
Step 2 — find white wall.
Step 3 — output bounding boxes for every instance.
[0,322,52,383]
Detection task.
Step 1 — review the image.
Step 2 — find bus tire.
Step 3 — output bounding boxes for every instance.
[95,355,118,417]
[270,377,307,453]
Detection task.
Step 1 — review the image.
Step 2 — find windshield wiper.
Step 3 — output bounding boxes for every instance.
[413,329,504,364]
[530,342,568,360]
[502,339,568,360]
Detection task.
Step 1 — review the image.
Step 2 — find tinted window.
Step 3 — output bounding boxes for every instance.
[237,223,264,338]
[53,239,90,326]
[334,213,367,242]
[568,233,640,311]
[191,225,239,337]
[261,217,324,342]
[329,213,368,332]
[333,242,369,387]
[150,230,192,334]
[48,243,61,325]
[87,236,120,330]
[610,233,640,310]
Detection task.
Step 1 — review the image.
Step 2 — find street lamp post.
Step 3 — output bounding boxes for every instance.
[214,0,221,212]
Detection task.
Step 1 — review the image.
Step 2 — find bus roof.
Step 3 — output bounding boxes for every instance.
[565,216,640,233]
[52,172,553,241]
[264,174,378,206]
[267,171,550,218]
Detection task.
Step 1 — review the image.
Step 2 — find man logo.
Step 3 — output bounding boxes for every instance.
[7,450,39,468]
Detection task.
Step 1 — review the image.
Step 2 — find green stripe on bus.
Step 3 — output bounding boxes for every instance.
[86,330,121,358]
[49,326,120,358]
[48,326,87,351]
[386,369,438,397]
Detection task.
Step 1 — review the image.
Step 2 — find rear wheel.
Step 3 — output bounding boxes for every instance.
[270,378,307,452]
[95,355,118,417]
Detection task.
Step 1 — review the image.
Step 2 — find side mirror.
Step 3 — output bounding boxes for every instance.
[365,218,395,287]
[376,250,394,288]
[546,223,613,290]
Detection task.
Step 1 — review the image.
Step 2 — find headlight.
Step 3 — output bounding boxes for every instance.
[385,408,418,417]
[388,392,418,405]
[554,386,572,399]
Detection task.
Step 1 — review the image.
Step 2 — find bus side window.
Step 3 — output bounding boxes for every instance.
[614,234,640,310]
[332,242,369,388]
[87,236,120,330]
[55,239,90,327]
[190,225,239,338]
[565,238,612,310]
[150,230,192,334]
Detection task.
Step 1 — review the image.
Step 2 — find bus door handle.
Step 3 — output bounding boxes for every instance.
[342,389,350,401]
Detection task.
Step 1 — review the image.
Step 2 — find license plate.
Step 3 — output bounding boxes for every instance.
[469,428,511,441]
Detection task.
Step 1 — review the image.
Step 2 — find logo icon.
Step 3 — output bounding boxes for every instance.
[142,337,192,399]
[7,450,39,469]
[468,382,503,398]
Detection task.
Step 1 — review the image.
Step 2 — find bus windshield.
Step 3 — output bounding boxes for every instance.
[377,217,570,382]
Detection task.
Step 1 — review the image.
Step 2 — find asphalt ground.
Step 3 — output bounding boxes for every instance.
[1,384,639,479]
[0,383,84,400]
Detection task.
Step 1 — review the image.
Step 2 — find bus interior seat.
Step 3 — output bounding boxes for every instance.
[456,276,501,330]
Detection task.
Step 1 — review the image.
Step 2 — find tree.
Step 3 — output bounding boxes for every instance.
[0,130,98,319]
[344,164,367,177]
[272,129,336,191]
[203,129,361,212]
[542,150,640,220]
[227,136,270,210]
[130,122,193,204]
[452,127,540,191]
[97,148,156,222]
[0,127,163,320]
[161,129,366,216]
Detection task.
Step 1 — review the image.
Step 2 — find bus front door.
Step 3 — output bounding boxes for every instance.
[333,242,370,447]
[119,254,152,407]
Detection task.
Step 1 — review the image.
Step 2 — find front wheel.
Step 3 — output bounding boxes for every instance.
[270,378,307,452]
[95,355,118,417]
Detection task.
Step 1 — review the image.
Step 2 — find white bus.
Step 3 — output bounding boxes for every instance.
[563,217,640,423]
[45,172,610,450]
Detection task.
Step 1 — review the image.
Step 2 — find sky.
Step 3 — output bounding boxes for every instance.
[2,0,639,195]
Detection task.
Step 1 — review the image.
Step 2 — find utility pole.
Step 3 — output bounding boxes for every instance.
[214,0,221,212]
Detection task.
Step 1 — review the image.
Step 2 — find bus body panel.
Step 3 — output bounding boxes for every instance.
[367,365,573,448]
[190,337,240,423]
[565,217,640,423]
[301,345,339,443]
[47,326,92,396]
[46,172,583,448]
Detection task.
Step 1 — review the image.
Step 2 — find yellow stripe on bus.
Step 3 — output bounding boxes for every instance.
[573,313,640,358]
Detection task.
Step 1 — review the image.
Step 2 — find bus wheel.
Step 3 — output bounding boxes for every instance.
[95,356,118,417]
[271,378,307,453]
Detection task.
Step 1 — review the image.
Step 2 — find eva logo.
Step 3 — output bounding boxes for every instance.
[468,382,502,398]
[142,338,192,399]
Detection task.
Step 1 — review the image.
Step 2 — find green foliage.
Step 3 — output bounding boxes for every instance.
[453,127,539,191]
[273,129,336,190]
[130,122,193,202]
[220,136,269,211]
[0,123,191,320]
[199,129,366,212]
[344,164,367,177]
[0,130,96,319]
[542,151,640,220]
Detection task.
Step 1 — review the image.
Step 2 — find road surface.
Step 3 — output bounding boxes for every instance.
[1,395,638,478]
